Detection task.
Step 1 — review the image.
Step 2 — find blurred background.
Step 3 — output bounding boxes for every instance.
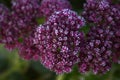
[0,0,120,80]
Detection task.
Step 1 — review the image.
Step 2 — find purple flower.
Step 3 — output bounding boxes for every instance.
[40,0,72,18]
[0,0,41,50]
[33,9,85,74]
[0,4,9,25]
[111,26,120,64]
[0,4,14,50]
[9,0,42,58]
[12,0,41,19]
[18,33,40,60]
[78,26,113,74]
[82,0,120,26]
[0,4,10,37]
[82,0,120,66]
[11,0,41,34]
[0,12,38,51]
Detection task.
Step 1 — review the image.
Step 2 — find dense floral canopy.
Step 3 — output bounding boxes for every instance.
[0,0,120,74]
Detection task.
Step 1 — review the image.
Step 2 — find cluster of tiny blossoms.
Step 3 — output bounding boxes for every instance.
[12,0,41,20]
[0,0,120,74]
[0,0,41,51]
[0,4,10,43]
[0,0,73,61]
[79,26,113,74]
[111,22,120,64]
[79,0,120,74]
[40,0,72,18]
[82,0,120,26]
[10,0,42,59]
[18,33,40,60]
[33,9,85,74]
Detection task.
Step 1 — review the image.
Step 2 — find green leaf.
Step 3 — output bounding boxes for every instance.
[36,17,46,25]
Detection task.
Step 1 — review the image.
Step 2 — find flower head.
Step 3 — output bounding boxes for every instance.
[34,9,85,74]
[18,33,40,60]
[12,0,41,19]
[0,0,41,50]
[82,0,120,26]
[79,26,113,74]
[40,0,72,18]
[0,4,10,37]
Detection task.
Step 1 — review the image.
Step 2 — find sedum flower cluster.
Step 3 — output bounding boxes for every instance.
[33,9,85,74]
[79,0,120,74]
[40,0,72,18]
[0,0,120,74]
[79,26,113,74]
[0,0,41,51]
